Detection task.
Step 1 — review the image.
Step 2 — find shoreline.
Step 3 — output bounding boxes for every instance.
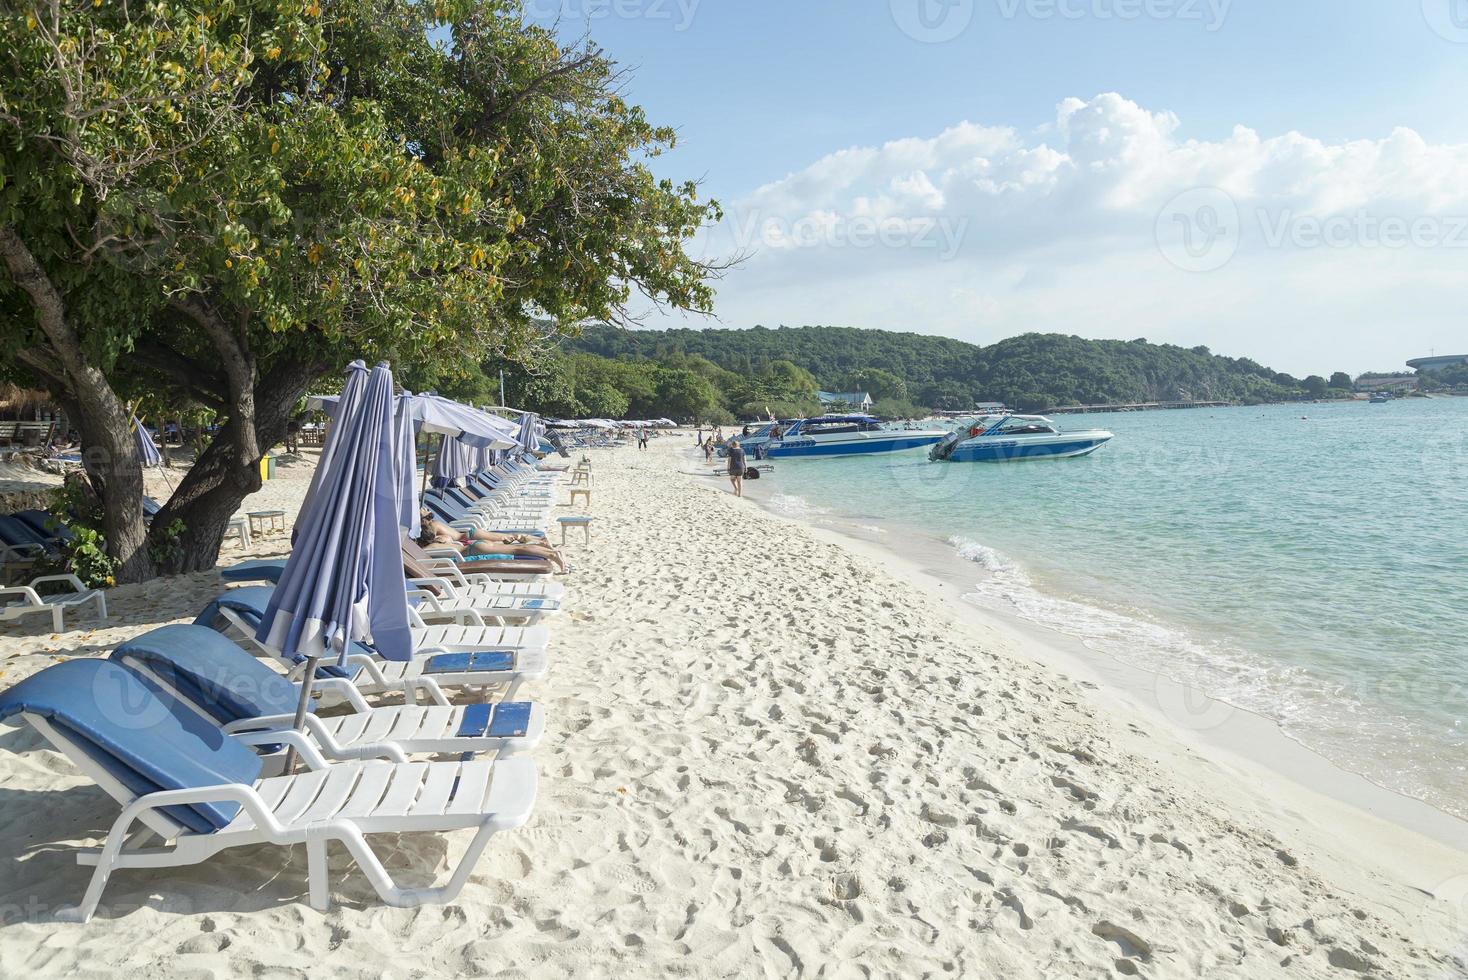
[698,446,1468,897]
[3,438,1465,976]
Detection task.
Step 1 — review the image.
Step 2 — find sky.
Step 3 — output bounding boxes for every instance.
[525,1,1468,376]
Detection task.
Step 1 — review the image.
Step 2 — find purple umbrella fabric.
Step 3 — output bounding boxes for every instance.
[516,413,538,454]
[431,434,478,489]
[132,417,162,468]
[257,360,412,666]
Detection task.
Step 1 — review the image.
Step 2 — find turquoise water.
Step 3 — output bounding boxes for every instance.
[764,398,1468,815]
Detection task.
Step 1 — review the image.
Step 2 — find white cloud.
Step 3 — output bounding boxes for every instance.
[665,93,1468,375]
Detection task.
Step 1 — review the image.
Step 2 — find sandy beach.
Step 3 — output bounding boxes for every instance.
[2,437,1466,978]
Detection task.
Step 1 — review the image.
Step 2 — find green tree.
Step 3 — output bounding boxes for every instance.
[1302,375,1329,398]
[1329,372,1354,390]
[870,397,922,420]
[842,367,908,402]
[0,0,719,579]
[651,368,723,422]
[577,382,629,419]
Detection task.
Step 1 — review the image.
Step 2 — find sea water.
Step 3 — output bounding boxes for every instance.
[763,398,1468,817]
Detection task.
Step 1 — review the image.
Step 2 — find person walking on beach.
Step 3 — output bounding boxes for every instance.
[727,437,746,497]
[703,438,714,463]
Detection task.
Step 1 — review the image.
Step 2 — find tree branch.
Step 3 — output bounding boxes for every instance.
[129,338,231,412]
[168,294,260,462]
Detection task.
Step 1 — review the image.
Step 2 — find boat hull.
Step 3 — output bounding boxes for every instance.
[944,435,1111,463]
[765,433,945,459]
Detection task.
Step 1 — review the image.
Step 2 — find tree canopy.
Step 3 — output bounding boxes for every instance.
[0,0,719,580]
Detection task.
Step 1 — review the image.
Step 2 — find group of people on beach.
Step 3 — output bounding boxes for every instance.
[694,427,746,497]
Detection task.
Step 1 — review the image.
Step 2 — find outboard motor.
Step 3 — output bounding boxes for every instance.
[929,430,962,462]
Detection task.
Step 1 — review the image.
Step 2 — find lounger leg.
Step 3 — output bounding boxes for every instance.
[55,810,138,922]
[95,593,107,622]
[52,605,64,632]
[337,823,499,909]
[307,828,331,911]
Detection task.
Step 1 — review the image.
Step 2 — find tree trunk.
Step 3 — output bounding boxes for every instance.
[149,358,321,574]
[2,225,153,582]
[73,399,153,582]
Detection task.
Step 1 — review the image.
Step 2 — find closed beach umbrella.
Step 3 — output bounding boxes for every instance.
[132,416,162,468]
[431,434,477,488]
[516,412,538,454]
[258,361,411,768]
[392,392,419,533]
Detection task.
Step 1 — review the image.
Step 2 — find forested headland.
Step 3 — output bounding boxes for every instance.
[435,325,1357,424]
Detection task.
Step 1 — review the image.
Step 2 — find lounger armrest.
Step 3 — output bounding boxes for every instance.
[86,781,283,864]
[310,677,373,711]
[407,589,446,612]
[233,729,333,770]
[234,716,409,764]
[341,654,390,686]
[428,564,473,589]
[408,577,461,599]
[0,586,44,606]
[28,574,89,595]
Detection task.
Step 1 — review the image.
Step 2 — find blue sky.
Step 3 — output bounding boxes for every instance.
[527,1,1468,375]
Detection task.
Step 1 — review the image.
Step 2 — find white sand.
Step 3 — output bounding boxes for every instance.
[1,438,1465,977]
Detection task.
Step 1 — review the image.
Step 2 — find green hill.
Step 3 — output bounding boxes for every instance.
[564,325,1313,414]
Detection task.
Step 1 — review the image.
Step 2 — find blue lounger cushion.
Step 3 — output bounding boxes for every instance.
[0,515,50,549]
[111,624,303,727]
[455,702,532,738]
[220,559,288,584]
[194,586,362,681]
[424,651,515,675]
[0,660,263,834]
[198,587,525,684]
[15,510,69,541]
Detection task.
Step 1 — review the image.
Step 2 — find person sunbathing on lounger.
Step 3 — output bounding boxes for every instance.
[418,512,568,572]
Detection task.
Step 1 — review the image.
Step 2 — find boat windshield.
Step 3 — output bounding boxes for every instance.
[991,418,1058,436]
[791,416,883,436]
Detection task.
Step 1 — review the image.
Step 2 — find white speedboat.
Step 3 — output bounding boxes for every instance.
[763,415,948,459]
[929,414,1113,463]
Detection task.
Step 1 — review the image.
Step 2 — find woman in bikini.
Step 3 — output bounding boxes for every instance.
[417,510,569,572]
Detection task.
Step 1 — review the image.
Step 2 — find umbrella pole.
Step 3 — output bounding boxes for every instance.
[421,434,437,498]
[284,655,320,774]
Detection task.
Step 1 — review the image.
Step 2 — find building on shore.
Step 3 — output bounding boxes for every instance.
[1354,374,1420,393]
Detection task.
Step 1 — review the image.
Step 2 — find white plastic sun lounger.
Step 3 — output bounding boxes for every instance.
[200,588,548,703]
[112,625,546,767]
[408,586,562,626]
[0,574,107,631]
[0,659,536,922]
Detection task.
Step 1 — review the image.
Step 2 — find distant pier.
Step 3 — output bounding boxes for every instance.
[1048,400,1231,415]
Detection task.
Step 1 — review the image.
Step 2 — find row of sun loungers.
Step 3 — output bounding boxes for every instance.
[0,455,570,920]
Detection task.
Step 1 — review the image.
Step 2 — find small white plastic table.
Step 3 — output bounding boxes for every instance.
[248,510,286,535]
[557,516,593,546]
